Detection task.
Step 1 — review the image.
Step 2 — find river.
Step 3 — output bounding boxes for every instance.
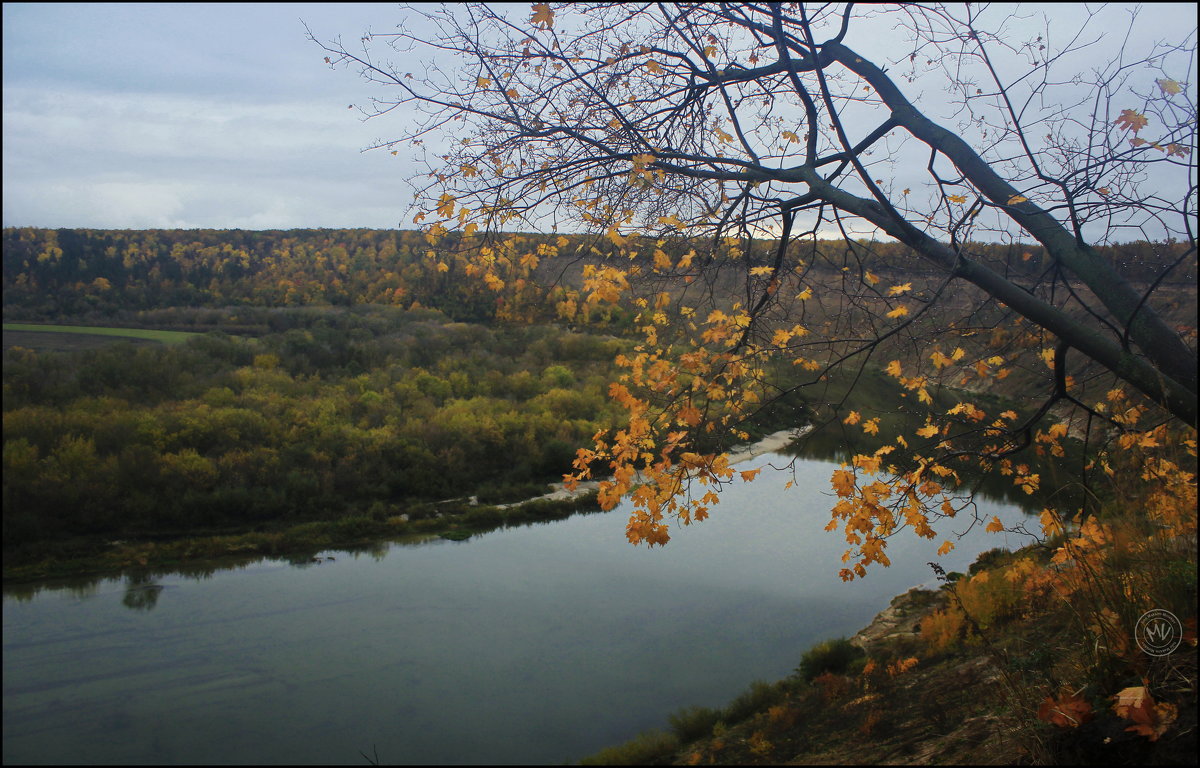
[3,452,1033,764]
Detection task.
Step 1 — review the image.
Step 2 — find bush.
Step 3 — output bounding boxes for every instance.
[968,546,1012,576]
[796,637,865,682]
[577,729,678,766]
[921,607,966,654]
[667,705,722,742]
[723,680,787,724]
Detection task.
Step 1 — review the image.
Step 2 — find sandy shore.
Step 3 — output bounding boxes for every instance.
[502,424,810,508]
[724,426,811,466]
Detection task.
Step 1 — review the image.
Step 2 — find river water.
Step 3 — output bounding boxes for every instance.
[3,453,1032,764]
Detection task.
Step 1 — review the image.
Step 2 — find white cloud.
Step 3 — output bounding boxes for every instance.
[2,84,414,229]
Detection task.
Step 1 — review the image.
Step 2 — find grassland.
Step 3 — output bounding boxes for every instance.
[2,323,198,346]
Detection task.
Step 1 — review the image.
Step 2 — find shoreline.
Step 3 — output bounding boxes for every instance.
[4,426,813,585]
[499,425,812,508]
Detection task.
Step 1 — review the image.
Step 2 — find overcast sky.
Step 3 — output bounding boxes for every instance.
[2,3,1194,233]
[2,3,421,229]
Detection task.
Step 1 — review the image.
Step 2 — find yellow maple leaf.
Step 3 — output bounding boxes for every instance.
[739,468,761,482]
[505,87,520,98]
[1040,508,1063,537]
[916,424,939,438]
[831,470,857,498]
[887,282,912,296]
[1156,78,1182,96]
[530,2,554,29]
[937,540,955,556]
[1040,347,1056,368]
[1114,108,1149,133]
[885,360,903,378]
[646,60,663,74]
[844,411,862,425]
[1007,194,1028,204]
[886,305,909,319]
[436,193,456,218]
[986,515,1005,533]
[946,194,967,204]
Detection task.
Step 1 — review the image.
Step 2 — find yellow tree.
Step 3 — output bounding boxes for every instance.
[311,3,1196,578]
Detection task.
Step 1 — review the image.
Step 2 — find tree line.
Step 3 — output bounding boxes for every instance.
[2,306,625,547]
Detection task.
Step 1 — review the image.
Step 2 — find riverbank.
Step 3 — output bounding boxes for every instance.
[2,427,809,585]
[580,543,1198,766]
[495,427,810,509]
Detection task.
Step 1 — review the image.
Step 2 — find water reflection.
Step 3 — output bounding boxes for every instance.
[121,577,165,612]
[4,452,1033,765]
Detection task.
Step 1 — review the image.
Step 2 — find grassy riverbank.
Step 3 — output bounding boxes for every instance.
[581,537,1197,765]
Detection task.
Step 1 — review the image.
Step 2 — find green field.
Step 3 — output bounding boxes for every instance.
[2,323,198,345]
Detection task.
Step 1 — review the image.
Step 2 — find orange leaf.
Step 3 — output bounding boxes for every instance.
[530,2,555,29]
[1114,109,1149,133]
[1112,686,1177,741]
[1038,692,1094,728]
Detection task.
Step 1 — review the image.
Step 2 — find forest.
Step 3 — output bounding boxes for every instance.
[3,226,1193,569]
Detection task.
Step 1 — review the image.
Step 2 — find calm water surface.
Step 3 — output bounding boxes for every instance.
[3,454,1032,764]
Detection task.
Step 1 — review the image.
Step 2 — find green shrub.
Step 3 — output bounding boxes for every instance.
[722,680,787,724]
[796,637,864,682]
[968,547,1012,576]
[667,705,722,742]
[577,729,678,766]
